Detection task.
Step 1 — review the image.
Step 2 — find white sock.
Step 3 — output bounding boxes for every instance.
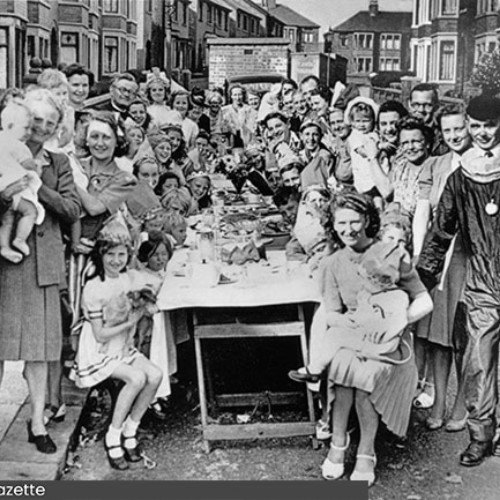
[123,416,140,436]
[122,416,140,448]
[105,424,123,458]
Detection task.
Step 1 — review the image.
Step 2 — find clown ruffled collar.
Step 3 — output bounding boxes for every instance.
[460,145,500,183]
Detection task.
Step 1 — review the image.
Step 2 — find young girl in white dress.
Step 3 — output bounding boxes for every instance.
[129,232,174,419]
[71,216,163,470]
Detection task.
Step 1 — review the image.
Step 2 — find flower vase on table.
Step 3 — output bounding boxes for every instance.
[229,173,247,202]
[213,154,249,203]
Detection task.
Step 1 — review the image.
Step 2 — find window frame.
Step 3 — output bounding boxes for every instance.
[103,0,118,13]
[104,36,119,73]
[439,39,456,81]
[441,0,458,15]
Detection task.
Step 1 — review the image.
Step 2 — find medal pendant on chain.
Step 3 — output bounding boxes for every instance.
[486,198,499,216]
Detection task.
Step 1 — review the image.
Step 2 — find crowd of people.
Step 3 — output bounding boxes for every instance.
[1,62,500,485]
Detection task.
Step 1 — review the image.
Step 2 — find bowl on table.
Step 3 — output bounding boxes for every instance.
[261,230,291,250]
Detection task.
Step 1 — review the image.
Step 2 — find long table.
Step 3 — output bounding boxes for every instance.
[157,245,322,451]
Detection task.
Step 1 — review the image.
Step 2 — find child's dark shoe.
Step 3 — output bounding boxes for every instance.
[148,400,168,420]
[288,367,321,383]
[43,403,67,425]
[104,441,129,470]
[122,435,142,463]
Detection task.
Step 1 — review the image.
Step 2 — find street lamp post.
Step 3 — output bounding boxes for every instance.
[165,0,175,77]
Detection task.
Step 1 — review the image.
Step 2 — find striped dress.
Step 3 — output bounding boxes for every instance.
[70,272,140,388]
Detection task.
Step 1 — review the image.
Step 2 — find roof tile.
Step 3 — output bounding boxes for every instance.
[330,11,412,33]
[269,4,320,29]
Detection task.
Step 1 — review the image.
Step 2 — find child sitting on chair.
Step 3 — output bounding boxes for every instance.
[129,231,173,420]
[289,240,416,383]
[0,100,45,263]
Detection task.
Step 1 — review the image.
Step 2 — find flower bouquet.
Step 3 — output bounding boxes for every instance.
[213,154,248,201]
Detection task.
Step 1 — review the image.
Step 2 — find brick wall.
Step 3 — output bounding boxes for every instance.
[0,0,28,18]
[208,41,289,88]
[59,4,83,24]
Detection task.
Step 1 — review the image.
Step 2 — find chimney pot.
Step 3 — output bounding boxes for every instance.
[369,0,379,16]
[263,0,277,9]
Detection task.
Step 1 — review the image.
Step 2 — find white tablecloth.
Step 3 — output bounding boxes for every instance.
[157,249,321,311]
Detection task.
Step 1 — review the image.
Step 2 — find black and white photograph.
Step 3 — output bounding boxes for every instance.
[1,0,500,498]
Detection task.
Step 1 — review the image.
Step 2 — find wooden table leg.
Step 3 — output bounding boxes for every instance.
[298,304,318,449]
[194,334,211,453]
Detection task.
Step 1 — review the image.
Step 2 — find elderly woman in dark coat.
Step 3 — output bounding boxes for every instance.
[0,88,81,453]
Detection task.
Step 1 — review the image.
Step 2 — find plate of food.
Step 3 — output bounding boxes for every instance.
[262,220,290,238]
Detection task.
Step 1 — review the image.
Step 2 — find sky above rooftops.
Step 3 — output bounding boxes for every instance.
[279,0,413,34]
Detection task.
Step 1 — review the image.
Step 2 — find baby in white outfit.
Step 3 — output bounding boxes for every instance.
[0,100,45,263]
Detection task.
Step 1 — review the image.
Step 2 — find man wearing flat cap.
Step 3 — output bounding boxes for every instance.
[418,94,500,467]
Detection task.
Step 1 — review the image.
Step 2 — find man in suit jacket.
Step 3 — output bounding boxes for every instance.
[93,73,138,122]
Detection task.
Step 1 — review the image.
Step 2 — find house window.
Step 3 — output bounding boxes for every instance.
[103,0,118,13]
[381,34,401,50]
[285,28,294,41]
[243,15,247,32]
[489,41,497,52]
[224,11,228,30]
[207,5,212,24]
[478,0,498,13]
[476,41,486,62]
[356,57,372,72]
[60,32,79,64]
[199,1,203,21]
[439,40,455,80]
[0,28,7,88]
[303,31,314,43]
[237,12,241,28]
[355,33,373,49]
[27,35,35,58]
[104,36,118,73]
[442,0,458,15]
[217,9,222,27]
[380,57,401,71]
[183,3,187,25]
[340,34,348,47]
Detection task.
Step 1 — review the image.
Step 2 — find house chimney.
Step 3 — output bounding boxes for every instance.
[262,0,277,9]
[369,0,379,16]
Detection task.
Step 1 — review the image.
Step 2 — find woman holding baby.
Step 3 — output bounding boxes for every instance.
[318,193,432,486]
[0,88,81,453]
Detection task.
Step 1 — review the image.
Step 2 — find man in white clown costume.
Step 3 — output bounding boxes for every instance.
[418,95,500,467]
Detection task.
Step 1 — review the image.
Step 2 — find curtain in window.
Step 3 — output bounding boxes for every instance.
[104,37,118,73]
[439,41,455,80]
[442,0,457,15]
